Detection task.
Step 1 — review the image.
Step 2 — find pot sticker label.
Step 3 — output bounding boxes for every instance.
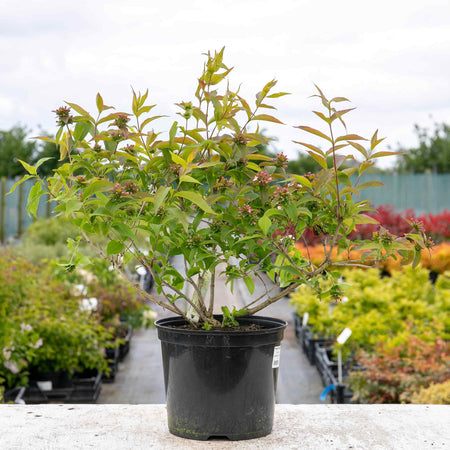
[272,346,281,368]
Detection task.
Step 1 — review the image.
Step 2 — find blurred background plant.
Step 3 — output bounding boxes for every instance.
[0,248,111,396]
[290,266,450,403]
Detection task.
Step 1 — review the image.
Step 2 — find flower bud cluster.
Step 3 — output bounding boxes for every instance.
[186,233,203,248]
[54,106,74,127]
[376,228,394,245]
[252,170,273,187]
[273,152,288,168]
[213,176,233,191]
[408,217,424,233]
[74,175,88,187]
[182,102,193,119]
[233,133,248,146]
[238,204,258,225]
[112,180,139,200]
[271,185,290,204]
[123,144,136,154]
[114,113,130,130]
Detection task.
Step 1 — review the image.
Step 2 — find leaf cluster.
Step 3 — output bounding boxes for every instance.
[11,49,430,328]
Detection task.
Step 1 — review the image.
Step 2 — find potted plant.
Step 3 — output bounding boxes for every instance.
[13,48,430,439]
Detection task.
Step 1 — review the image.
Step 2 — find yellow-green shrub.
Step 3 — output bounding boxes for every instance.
[411,379,450,405]
[289,266,449,359]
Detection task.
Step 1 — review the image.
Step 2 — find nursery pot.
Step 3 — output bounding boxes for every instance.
[155,315,287,441]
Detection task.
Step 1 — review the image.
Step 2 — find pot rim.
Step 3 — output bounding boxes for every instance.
[155,314,287,336]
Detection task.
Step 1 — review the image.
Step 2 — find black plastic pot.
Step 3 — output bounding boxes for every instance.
[156,315,287,441]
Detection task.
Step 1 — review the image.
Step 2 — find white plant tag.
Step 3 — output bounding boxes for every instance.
[302,312,309,327]
[337,327,352,345]
[272,346,281,368]
[37,381,53,391]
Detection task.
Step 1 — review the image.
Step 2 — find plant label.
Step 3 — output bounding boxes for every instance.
[337,327,352,345]
[37,381,53,391]
[302,312,309,327]
[272,346,281,368]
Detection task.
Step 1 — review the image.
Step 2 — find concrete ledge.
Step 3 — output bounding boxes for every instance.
[0,404,448,449]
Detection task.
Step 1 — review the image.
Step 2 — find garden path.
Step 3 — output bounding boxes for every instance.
[98,269,325,404]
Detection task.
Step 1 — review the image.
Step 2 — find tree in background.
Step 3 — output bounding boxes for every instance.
[0,125,61,178]
[395,122,450,174]
[0,126,36,177]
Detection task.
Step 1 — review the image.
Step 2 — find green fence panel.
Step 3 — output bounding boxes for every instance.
[356,173,450,215]
[0,177,52,244]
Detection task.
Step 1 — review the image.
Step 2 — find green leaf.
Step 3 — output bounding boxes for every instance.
[412,249,421,269]
[96,93,103,113]
[330,97,350,103]
[293,141,325,156]
[179,175,201,184]
[35,157,55,170]
[154,186,171,212]
[18,159,36,175]
[291,175,312,189]
[253,114,284,124]
[244,276,255,294]
[258,215,272,235]
[286,203,298,222]
[295,126,331,142]
[65,102,92,118]
[187,267,201,278]
[170,152,188,169]
[82,179,114,200]
[112,223,135,241]
[73,121,92,141]
[348,142,368,158]
[107,240,124,256]
[267,92,290,98]
[307,151,327,169]
[335,134,367,143]
[247,162,261,171]
[7,175,33,195]
[355,214,379,225]
[357,180,385,190]
[175,191,216,215]
[26,182,46,218]
[370,151,399,159]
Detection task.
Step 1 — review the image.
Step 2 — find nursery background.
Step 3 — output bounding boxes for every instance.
[0,0,449,406]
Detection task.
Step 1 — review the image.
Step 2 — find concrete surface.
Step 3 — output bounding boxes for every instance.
[1,404,448,449]
[98,272,324,404]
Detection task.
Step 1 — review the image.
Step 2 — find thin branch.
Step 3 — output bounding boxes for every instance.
[208,266,216,315]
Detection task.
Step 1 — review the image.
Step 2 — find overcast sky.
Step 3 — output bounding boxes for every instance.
[1,0,449,167]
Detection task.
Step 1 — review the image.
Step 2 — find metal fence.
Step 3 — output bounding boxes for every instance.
[1,174,449,243]
[0,177,52,243]
[355,173,450,216]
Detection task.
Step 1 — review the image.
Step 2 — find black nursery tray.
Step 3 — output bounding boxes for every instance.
[20,369,102,404]
[118,326,133,361]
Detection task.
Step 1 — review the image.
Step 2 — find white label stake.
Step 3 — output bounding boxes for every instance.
[302,312,309,327]
[336,328,352,384]
[272,346,281,368]
[337,327,352,345]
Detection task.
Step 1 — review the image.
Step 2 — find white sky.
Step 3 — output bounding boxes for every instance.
[1,0,450,168]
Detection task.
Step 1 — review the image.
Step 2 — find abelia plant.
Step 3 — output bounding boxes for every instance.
[13,48,430,328]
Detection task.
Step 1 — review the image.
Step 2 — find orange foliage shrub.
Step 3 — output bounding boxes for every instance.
[295,242,450,274]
